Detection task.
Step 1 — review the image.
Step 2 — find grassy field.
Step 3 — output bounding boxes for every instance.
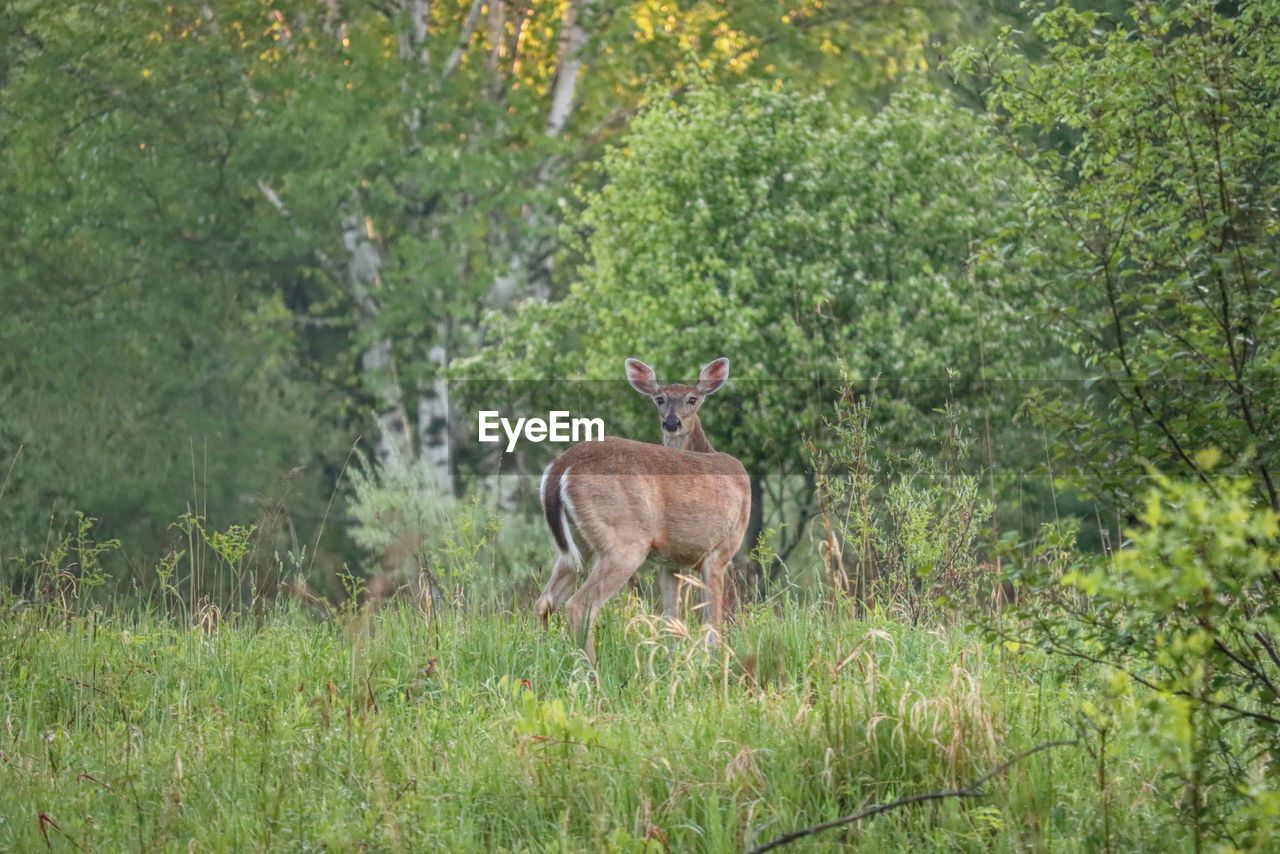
[1,594,1182,851]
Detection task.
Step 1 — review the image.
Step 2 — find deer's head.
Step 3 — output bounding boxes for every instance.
[625,357,730,452]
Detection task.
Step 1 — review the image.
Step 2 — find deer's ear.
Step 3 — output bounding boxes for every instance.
[696,357,730,395]
[625,358,660,396]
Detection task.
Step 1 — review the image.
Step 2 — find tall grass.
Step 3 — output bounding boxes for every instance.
[1,591,1181,851]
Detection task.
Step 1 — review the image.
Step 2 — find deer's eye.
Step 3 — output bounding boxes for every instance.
[687,396,697,405]
[655,396,665,406]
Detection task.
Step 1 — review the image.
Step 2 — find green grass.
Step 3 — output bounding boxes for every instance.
[1,595,1182,851]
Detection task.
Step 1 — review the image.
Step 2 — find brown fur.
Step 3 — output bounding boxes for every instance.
[535,359,751,662]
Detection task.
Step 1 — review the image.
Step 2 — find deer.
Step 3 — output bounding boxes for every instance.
[535,357,752,662]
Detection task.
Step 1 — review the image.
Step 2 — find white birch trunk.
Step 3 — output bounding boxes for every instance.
[399,0,430,66]
[341,214,415,469]
[486,0,505,72]
[398,0,456,500]
[489,0,592,309]
[416,337,452,496]
[490,0,593,512]
[441,0,485,81]
[545,0,591,139]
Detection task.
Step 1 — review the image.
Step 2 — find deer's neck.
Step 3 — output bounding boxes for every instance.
[665,420,715,453]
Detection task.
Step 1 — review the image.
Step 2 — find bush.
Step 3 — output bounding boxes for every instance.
[346,456,547,606]
[1005,468,1279,848]
[461,82,1055,531]
[956,0,1280,512]
[809,383,994,623]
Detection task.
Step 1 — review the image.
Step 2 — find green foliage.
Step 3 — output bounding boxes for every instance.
[810,385,994,622]
[1008,473,1279,847]
[952,4,1280,842]
[3,504,297,615]
[955,0,1280,511]
[0,0,344,555]
[466,83,1051,470]
[0,596,1182,851]
[346,456,546,603]
[0,0,1007,565]
[3,513,120,612]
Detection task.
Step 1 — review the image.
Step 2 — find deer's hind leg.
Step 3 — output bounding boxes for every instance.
[535,555,580,629]
[563,542,649,663]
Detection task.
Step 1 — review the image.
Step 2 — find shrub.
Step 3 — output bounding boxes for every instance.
[346,455,546,607]
[956,0,1280,512]
[1006,468,1279,848]
[809,384,993,623]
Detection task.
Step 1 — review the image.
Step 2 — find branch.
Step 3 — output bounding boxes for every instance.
[1213,637,1279,700]
[748,739,1078,853]
[1022,620,1280,728]
[255,179,290,217]
[1254,631,1280,675]
[440,0,485,83]
[255,180,341,281]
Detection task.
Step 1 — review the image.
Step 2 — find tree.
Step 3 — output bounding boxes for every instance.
[0,0,341,559]
[956,0,1280,512]
[241,0,983,507]
[463,83,1053,583]
[963,1,1280,843]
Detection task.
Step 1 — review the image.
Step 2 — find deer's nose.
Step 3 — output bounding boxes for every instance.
[662,416,681,432]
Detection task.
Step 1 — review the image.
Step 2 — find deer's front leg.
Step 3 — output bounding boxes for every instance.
[658,569,680,620]
[699,551,730,645]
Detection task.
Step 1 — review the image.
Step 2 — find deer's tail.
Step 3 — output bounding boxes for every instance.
[540,459,582,568]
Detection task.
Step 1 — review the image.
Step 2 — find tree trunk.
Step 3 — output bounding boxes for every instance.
[545,0,591,139]
[397,0,430,65]
[490,0,593,513]
[488,0,592,308]
[416,334,452,495]
[393,0,456,498]
[342,212,415,469]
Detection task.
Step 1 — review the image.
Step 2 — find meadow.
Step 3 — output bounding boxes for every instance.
[5,1,1278,849]
[1,593,1179,852]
